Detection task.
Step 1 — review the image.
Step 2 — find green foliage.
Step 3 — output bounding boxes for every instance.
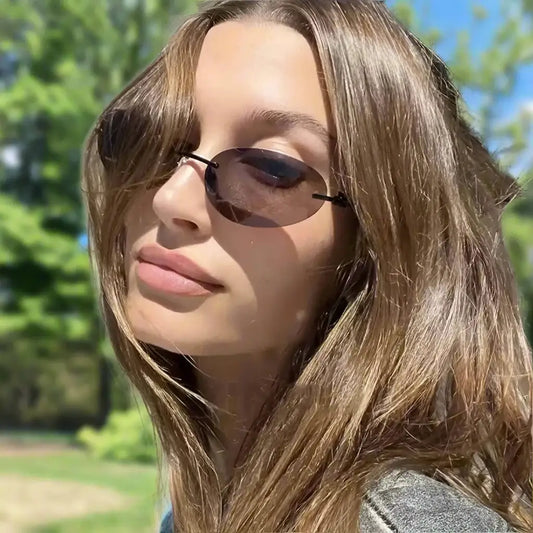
[0,0,195,429]
[502,193,533,342]
[0,195,94,339]
[390,0,443,48]
[76,406,157,464]
[472,4,489,21]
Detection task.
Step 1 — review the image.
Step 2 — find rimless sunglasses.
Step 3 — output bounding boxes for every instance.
[96,111,349,228]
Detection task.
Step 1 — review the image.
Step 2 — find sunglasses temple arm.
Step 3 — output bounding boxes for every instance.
[312,192,349,207]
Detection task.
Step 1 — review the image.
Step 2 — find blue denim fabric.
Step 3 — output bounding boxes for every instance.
[160,502,173,533]
[159,469,516,532]
[359,469,516,532]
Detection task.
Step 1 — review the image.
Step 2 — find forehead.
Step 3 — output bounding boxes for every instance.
[193,20,332,136]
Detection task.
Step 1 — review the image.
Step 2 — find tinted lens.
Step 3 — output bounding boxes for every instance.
[205,148,328,227]
[96,109,182,179]
[96,109,140,171]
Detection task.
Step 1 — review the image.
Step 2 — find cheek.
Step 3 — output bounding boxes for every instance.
[124,192,158,261]
[228,217,341,333]
[227,223,335,292]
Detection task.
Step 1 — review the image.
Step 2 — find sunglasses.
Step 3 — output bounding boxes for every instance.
[176,148,349,228]
[96,110,348,228]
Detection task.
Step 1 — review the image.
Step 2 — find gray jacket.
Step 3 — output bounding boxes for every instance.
[159,468,516,532]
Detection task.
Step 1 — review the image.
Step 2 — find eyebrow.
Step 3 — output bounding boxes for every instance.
[242,108,335,148]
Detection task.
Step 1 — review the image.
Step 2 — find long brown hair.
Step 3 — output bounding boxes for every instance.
[80,1,533,531]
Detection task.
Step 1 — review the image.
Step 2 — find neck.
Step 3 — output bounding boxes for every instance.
[191,348,293,483]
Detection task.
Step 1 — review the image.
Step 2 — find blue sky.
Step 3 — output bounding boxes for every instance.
[388,0,533,176]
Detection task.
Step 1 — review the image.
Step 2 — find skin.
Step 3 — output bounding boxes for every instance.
[124,20,355,484]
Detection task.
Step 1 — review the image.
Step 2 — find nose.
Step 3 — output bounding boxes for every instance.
[151,153,213,238]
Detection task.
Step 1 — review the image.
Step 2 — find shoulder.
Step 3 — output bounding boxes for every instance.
[159,469,515,533]
[360,468,515,533]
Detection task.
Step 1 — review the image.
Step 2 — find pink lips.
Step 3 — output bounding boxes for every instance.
[136,244,223,296]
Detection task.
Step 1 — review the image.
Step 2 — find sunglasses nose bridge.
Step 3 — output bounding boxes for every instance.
[173,150,224,206]
[151,155,217,234]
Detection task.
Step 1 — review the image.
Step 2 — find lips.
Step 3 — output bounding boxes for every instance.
[136,244,223,288]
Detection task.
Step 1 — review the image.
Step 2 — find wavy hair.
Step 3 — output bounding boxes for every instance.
[80,0,533,531]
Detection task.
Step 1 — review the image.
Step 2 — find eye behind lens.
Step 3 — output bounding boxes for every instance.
[237,150,308,189]
[246,166,302,189]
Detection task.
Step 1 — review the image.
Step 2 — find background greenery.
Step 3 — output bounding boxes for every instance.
[0,0,531,504]
[1,0,198,432]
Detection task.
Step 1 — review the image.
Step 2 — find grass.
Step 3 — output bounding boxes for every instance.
[0,429,77,446]
[0,448,162,533]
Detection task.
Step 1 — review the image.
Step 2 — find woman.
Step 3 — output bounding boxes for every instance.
[81,0,532,531]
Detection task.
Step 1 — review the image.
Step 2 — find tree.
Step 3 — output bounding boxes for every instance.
[0,0,196,428]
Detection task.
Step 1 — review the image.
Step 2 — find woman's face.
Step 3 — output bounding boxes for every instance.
[124,20,355,357]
